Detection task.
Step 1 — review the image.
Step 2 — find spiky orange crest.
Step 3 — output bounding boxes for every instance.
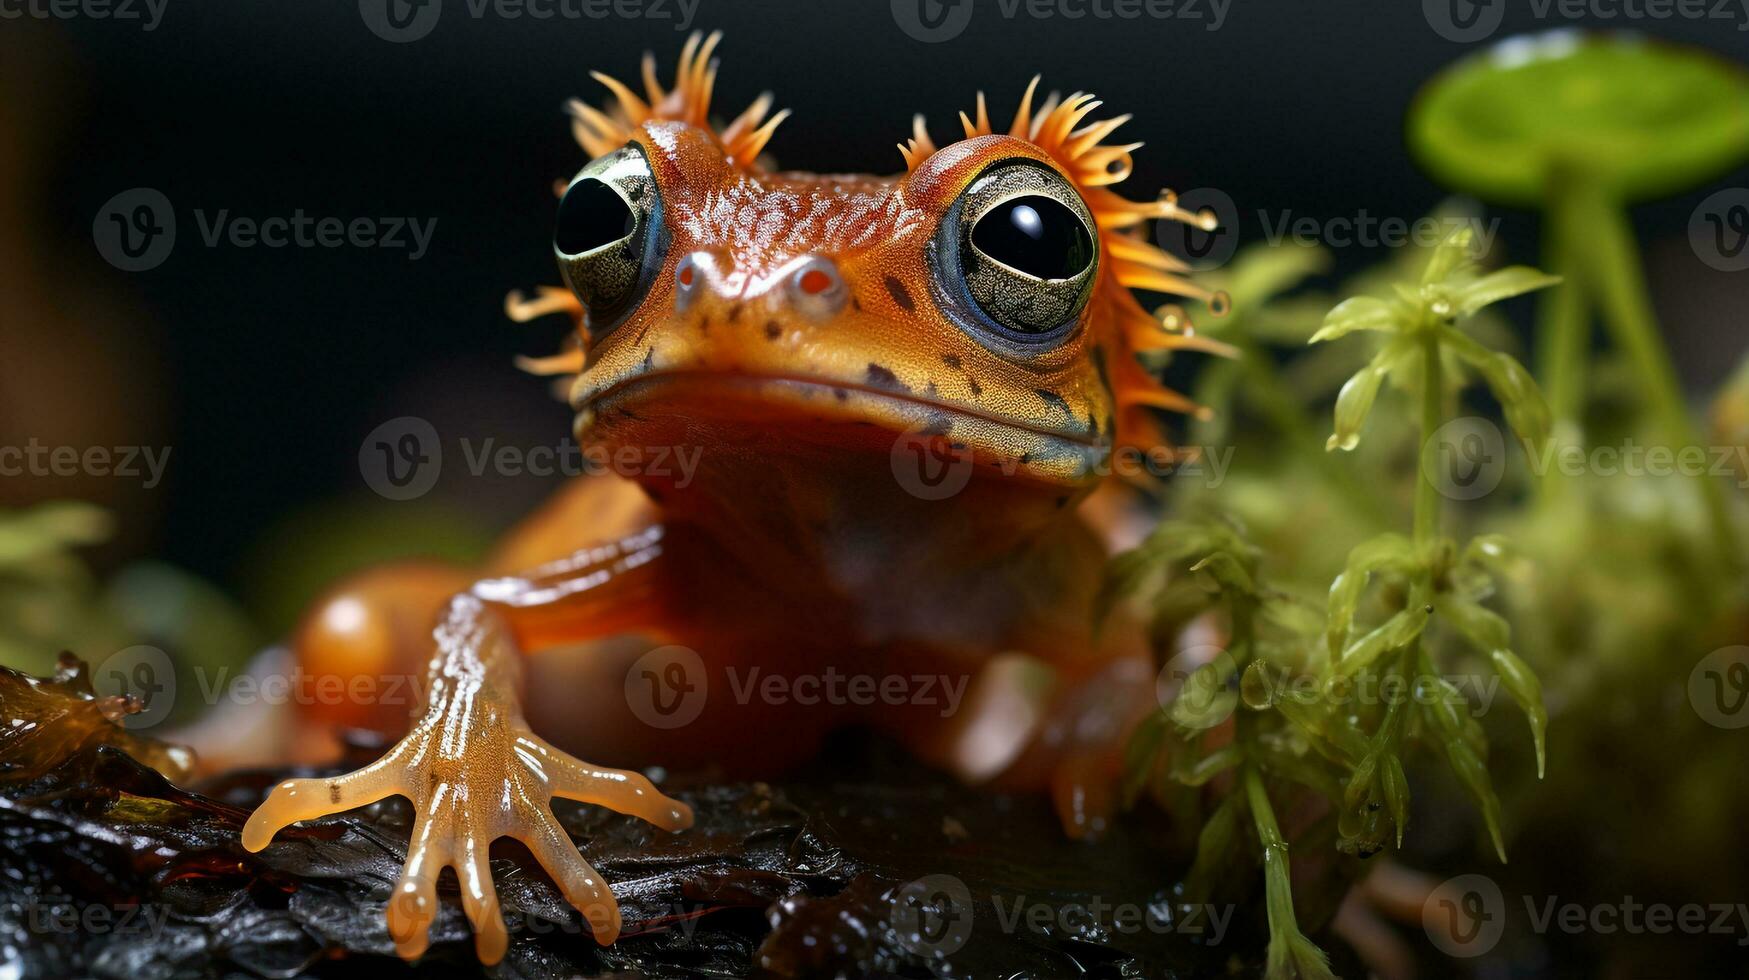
[567,30,788,169]
[509,32,1230,459]
[901,80,1233,452]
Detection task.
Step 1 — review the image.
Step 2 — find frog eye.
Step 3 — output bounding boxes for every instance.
[554,144,669,337]
[932,161,1099,346]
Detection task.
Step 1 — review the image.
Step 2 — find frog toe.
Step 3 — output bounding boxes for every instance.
[240,743,411,852]
[510,805,622,943]
[520,731,694,833]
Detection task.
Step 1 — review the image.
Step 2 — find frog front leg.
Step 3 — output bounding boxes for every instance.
[241,524,692,964]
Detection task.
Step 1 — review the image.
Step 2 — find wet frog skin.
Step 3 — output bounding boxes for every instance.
[242,32,1223,964]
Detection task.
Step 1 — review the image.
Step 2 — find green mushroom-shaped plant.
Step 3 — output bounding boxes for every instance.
[1410,30,1749,563]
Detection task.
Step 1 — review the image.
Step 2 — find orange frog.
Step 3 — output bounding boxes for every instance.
[241,32,1227,964]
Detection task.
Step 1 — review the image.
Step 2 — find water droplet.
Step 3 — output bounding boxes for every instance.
[1241,662,1275,709]
[1209,290,1232,317]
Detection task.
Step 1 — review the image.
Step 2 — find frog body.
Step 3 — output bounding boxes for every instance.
[242,33,1221,963]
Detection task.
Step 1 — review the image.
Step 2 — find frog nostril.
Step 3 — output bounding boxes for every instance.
[786,257,847,319]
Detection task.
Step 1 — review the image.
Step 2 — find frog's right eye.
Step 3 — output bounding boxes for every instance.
[554,144,668,337]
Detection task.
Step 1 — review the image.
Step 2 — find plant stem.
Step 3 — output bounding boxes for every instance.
[1579,192,1738,566]
[1414,329,1444,548]
[1534,176,1593,511]
[1536,174,1593,427]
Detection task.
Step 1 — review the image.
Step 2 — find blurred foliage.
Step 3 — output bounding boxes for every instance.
[1128,208,1749,975]
[0,502,258,727]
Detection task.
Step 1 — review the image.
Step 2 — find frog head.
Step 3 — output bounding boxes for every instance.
[513,33,1223,555]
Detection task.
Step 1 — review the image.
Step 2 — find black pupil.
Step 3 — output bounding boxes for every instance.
[555,178,636,256]
[971,195,1092,280]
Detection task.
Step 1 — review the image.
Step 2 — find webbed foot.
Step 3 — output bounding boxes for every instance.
[241,682,691,963]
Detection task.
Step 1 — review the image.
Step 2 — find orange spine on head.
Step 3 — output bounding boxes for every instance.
[508,32,792,364]
[903,79,1231,457]
[566,30,789,170]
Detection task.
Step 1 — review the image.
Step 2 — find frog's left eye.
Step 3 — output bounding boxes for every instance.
[554,144,668,338]
[932,161,1099,347]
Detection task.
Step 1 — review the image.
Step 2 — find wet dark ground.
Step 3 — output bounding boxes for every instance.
[0,656,1371,979]
[0,726,1338,980]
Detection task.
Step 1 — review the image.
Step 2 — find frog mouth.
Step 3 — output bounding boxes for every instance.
[577,369,1102,448]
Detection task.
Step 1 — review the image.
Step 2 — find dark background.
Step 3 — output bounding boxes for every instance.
[2,0,1746,628]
